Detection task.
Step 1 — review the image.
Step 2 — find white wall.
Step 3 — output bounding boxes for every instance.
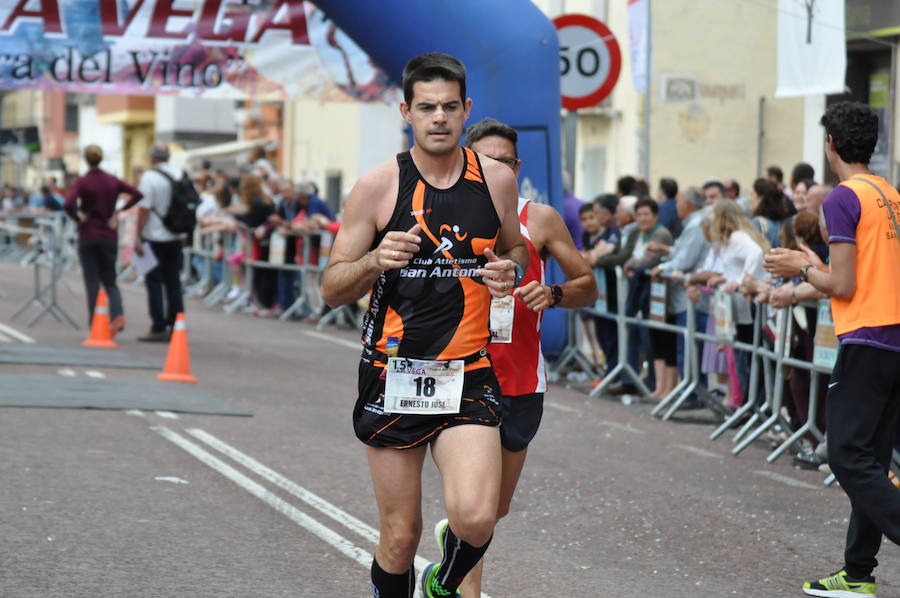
[802,95,826,181]
[356,103,405,187]
[77,104,124,178]
[287,99,403,207]
[155,97,237,139]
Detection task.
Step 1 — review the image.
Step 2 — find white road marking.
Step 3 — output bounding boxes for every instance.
[84,370,105,378]
[151,426,374,567]
[303,330,361,351]
[0,332,11,343]
[184,428,492,596]
[0,322,35,343]
[544,401,581,415]
[154,411,179,419]
[753,470,820,490]
[154,476,189,484]
[597,420,645,435]
[125,410,146,418]
[188,429,382,545]
[57,369,76,377]
[675,444,723,459]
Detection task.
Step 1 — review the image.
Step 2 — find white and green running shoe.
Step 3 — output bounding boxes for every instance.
[803,569,876,597]
[431,519,460,596]
[420,562,453,598]
[434,518,450,553]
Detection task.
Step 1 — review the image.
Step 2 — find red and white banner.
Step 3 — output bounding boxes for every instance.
[0,0,397,101]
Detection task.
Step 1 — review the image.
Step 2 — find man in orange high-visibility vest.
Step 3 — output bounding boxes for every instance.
[766,101,900,598]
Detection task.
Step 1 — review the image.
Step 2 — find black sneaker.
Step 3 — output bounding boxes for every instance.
[793,449,827,470]
[803,569,875,596]
[605,382,637,395]
[137,330,169,343]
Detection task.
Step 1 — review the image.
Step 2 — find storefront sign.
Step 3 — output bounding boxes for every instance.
[846,0,900,36]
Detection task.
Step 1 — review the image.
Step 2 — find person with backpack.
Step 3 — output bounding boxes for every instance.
[134,141,197,342]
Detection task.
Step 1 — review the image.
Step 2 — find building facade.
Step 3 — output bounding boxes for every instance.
[532,0,897,201]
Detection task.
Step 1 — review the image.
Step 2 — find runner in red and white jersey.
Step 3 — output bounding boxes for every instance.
[488,196,549,395]
[452,118,599,597]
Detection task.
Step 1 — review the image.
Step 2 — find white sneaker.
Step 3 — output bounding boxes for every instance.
[226,285,241,300]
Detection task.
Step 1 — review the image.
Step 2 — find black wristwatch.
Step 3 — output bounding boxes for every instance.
[513,262,525,287]
[798,263,813,283]
[549,284,563,307]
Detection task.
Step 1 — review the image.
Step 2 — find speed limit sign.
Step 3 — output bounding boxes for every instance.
[553,14,622,110]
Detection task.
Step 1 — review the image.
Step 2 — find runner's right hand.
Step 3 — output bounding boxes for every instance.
[375,223,421,271]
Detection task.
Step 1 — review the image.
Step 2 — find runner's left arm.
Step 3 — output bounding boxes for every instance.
[514,203,598,312]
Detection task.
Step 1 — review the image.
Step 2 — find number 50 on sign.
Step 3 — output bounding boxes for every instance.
[553,14,622,111]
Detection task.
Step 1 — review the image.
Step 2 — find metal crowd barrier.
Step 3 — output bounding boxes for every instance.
[182,224,341,325]
[582,268,727,417]
[561,266,842,478]
[4,212,80,329]
[546,308,603,383]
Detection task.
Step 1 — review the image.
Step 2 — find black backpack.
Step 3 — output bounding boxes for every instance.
[151,168,199,234]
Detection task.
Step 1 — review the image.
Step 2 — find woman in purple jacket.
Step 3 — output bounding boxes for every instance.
[64,145,143,333]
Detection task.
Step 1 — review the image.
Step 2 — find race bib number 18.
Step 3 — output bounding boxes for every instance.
[384,358,464,415]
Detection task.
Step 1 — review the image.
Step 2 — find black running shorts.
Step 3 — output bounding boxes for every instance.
[499,392,544,452]
[354,361,501,449]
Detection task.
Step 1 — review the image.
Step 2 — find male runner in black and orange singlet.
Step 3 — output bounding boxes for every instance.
[321,53,528,598]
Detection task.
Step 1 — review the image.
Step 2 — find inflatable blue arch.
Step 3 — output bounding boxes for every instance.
[319,0,567,354]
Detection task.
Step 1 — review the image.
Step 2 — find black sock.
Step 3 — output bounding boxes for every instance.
[433,525,493,593]
[844,566,872,580]
[371,558,414,598]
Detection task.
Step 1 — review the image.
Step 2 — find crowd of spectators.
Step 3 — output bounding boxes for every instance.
[179,149,339,321]
[0,148,343,325]
[1,178,66,215]
[574,162,834,468]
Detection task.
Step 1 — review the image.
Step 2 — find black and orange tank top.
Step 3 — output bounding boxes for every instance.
[361,147,500,363]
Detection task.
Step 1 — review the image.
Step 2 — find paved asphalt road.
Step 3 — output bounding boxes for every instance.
[0,260,897,598]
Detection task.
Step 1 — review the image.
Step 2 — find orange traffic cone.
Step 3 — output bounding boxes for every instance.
[83,289,118,349]
[157,313,197,383]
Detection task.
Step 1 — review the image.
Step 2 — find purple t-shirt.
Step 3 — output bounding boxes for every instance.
[563,192,585,250]
[823,184,900,352]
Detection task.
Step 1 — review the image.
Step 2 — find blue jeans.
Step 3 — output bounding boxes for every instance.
[675,311,709,375]
[594,316,617,374]
[277,270,300,313]
[620,325,654,387]
[192,254,223,284]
